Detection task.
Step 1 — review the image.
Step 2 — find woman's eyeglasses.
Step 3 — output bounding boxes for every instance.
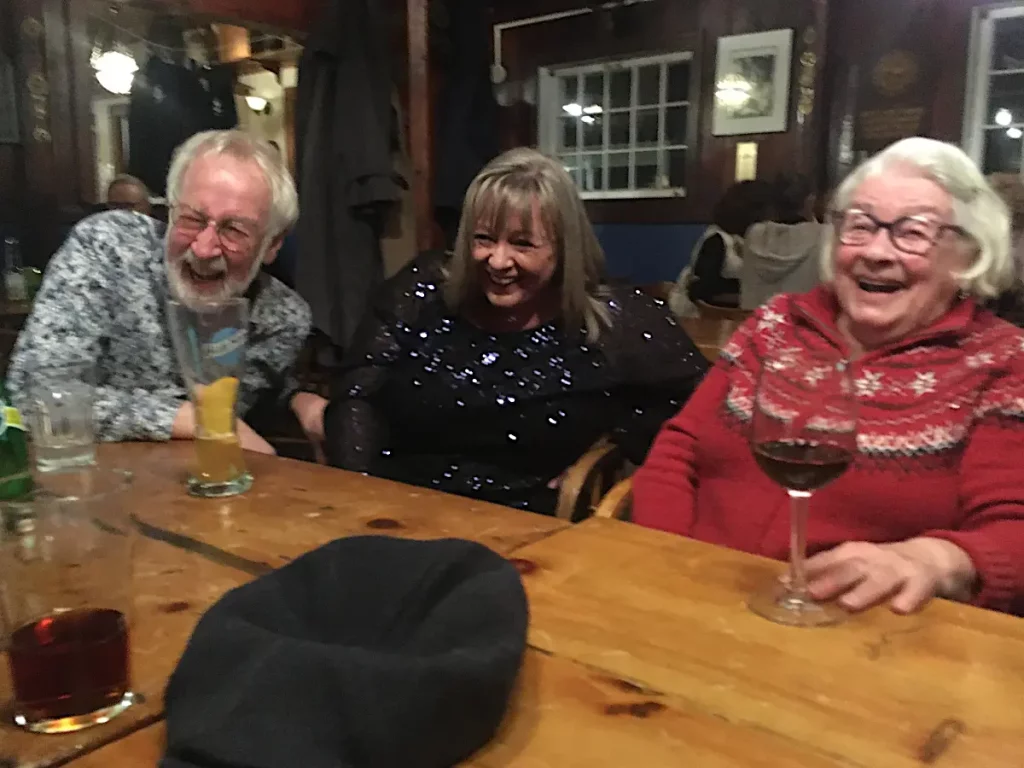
[170,205,260,253]
[831,209,968,256]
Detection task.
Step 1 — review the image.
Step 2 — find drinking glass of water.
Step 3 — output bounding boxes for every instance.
[27,364,96,473]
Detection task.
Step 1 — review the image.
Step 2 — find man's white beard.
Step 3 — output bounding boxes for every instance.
[166,237,265,306]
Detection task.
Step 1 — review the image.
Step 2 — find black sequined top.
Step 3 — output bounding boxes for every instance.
[323,252,708,514]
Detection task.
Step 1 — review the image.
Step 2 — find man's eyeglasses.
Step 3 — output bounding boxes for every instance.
[831,209,968,256]
[170,205,260,253]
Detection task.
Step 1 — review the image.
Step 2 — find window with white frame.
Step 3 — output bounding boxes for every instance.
[538,52,692,199]
[966,3,1024,174]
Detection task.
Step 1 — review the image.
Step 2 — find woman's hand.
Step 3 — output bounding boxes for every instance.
[804,538,976,614]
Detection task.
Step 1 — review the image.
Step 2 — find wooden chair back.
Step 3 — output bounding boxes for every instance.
[695,300,751,323]
[593,476,633,520]
[554,440,628,522]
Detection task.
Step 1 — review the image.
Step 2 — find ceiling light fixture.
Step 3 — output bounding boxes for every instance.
[91,49,138,95]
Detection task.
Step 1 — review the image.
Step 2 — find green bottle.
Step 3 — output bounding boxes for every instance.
[0,380,32,500]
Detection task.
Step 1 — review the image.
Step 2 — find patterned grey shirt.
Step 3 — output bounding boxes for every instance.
[8,211,312,441]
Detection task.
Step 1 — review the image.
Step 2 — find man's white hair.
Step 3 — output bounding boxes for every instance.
[822,137,1013,299]
[166,130,299,239]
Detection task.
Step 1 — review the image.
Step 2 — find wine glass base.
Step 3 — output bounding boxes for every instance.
[748,579,846,627]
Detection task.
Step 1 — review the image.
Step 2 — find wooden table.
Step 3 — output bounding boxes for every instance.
[47,449,1024,767]
[507,518,1024,767]
[0,535,251,767]
[5,443,566,767]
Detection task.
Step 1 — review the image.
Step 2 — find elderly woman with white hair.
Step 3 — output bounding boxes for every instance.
[633,137,1024,615]
[323,147,707,515]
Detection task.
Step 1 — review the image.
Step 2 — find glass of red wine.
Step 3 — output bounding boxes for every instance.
[748,350,857,627]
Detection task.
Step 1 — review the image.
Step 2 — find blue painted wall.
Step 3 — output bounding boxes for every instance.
[594,223,707,284]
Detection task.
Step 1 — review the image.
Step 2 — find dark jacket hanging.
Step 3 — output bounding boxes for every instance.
[432,0,500,246]
[295,0,404,352]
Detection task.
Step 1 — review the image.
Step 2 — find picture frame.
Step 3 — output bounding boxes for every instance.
[712,29,794,137]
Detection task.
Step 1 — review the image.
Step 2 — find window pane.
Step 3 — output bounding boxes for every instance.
[667,61,690,102]
[582,116,603,149]
[609,112,631,149]
[559,154,580,186]
[666,106,688,145]
[583,73,604,110]
[636,150,660,189]
[608,152,630,189]
[581,154,604,192]
[983,127,1023,174]
[668,148,687,188]
[992,15,1024,71]
[637,108,659,147]
[559,75,578,106]
[638,65,661,106]
[610,69,631,109]
[988,72,1024,125]
[559,117,578,150]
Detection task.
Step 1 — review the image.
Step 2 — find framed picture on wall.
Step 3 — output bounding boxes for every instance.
[712,29,793,136]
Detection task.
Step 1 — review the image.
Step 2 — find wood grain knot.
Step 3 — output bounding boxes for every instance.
[919,718,966,764]
[604,701,665,719]
[160,601,192,614]
[508,558,538,575]
[366,518,404,530]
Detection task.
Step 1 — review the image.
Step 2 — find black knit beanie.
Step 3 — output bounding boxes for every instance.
[160,536,528,768]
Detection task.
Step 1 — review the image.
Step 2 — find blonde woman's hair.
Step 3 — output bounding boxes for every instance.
[822,137,1013,299]
[166,130,299,239]
[443,147,610,341]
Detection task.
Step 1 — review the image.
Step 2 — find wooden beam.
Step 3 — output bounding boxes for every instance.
[407,0,432,251]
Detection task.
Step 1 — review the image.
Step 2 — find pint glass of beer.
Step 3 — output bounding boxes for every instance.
[0,468,136,733]
[167,298,252,498]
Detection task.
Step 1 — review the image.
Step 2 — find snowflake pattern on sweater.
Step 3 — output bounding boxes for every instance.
[721,290,1024,463]
[7,211,311,442]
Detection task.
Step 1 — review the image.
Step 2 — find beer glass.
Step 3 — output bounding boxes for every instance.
[167,298,252,498]
[0,468,136,733]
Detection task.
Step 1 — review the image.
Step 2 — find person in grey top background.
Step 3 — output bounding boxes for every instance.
[8,130,327,454]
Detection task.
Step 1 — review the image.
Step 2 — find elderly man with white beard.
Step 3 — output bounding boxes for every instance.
[8,130,327,454]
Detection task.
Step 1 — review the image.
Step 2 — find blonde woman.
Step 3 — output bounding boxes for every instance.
[324,148,706,514]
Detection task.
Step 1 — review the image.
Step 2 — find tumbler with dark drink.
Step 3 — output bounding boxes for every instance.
[9,608,130,725]
[748,353,858,627]
[0,468,136,732]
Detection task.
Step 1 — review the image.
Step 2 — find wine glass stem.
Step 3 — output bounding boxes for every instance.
[787,489,812,596]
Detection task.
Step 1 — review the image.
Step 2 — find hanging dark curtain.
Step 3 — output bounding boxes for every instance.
[294,0,404,353]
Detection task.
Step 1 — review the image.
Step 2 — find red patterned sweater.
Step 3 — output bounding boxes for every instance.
[634,286,1024,612]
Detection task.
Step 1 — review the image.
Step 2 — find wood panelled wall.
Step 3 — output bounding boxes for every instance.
[496,0,829,223]
[0,0,1007,262]
[3,0,98,265]
[823,0,991,188]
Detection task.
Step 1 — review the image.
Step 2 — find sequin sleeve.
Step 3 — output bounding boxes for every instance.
[603,287,709,465]
[323,252,447,471]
